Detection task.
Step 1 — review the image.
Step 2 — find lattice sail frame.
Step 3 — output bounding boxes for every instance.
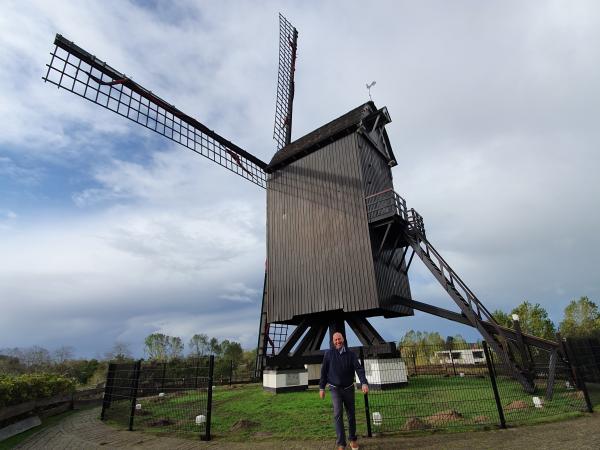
[43,35,267,188]
[273,13,299,151]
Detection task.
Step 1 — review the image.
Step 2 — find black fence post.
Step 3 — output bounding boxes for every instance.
[160,362,167,393]
[563,338,594,413]
[360,347,372,438]
[202,355,214,441]
[483,341,506,429]
[100,363,116,420]
[128,360,142,431]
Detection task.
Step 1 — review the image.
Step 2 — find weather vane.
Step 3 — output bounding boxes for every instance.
[366,80,376,100]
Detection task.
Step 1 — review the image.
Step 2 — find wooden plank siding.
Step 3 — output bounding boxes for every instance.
[267,133,379,322]
[357,134,413,308]
[266,132,412,323]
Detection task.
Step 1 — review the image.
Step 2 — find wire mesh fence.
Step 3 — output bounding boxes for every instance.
[99,340,596,441]
[101,357,214,440]
[212,361,261,386]
[361,340,591,435]
[100,361,139,429]
[565,337,600,383]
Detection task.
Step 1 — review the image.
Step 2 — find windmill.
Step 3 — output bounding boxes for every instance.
[43,14,563,394]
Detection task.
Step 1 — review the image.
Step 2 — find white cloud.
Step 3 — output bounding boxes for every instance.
[1,1,599,356]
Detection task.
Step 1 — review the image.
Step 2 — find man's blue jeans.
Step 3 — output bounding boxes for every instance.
[330,385,356,446]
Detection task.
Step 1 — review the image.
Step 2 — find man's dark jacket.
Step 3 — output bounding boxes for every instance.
[319,347,368,389]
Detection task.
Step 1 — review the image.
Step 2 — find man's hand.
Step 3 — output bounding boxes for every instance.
[361,384,369,394]
[319,389,325,399]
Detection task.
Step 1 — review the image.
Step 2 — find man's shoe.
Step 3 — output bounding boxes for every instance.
[350,440,359,449]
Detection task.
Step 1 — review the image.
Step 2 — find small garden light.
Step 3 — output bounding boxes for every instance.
[372,411,382,426]
[532,397,543,408]
[196,414,206,425]
[135,403,142,410]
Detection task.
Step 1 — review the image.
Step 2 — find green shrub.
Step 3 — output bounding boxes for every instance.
[0,373,75,408]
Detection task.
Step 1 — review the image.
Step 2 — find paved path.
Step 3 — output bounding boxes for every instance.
[14,407,600,449]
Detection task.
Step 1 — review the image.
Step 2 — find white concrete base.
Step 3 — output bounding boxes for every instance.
[305,363,321,385]
[357,358,408,390]
[263,368,308,393]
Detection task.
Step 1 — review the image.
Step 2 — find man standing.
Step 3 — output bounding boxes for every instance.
[319,332,369,450]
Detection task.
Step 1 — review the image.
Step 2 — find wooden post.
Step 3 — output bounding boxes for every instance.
[512,318,533,384]
[563,338,593,413]
[545,349,558,400]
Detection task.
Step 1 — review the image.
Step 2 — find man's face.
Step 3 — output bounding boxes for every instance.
[333,333,344,350]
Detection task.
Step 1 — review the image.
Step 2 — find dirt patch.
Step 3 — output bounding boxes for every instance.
[473,415,490,423]
[426,409,463,425]
[403,417,430,431]
[505,400,529,411]
[135,409,152,416]
[230,419,260,431]
[147,418,175,427]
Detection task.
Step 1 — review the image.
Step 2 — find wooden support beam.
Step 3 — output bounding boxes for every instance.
[545,348,558,400]
[347,315,387,346]
[392,296,558,352]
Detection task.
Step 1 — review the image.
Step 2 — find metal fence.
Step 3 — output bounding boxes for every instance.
[212,360,260,386]
[101,356,214,440]
[565,337,600,383]
[361,340,591,435]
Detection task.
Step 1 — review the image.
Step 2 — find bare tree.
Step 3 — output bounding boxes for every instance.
[54,346,75,364]
[20,346,52,368]
[105,341,133,361]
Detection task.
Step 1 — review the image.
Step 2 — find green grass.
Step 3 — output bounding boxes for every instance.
[105,376,598,442]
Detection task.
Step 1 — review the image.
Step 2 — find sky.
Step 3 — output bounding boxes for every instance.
[1,1,599,359]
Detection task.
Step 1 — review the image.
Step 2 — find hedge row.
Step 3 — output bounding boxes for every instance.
[0,373,75,408]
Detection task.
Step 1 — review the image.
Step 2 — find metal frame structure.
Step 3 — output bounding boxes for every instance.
[43,35,267,188]
[273,13,298,150]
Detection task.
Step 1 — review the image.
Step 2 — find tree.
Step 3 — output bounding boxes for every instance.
[144,333,169,361]
[559,296,600,338]
[189,334,210,357]
[209,337,222,356]
[144,333,184,361]
[167,336,184,360]
[54,346,75,364]
[511,301,556,340]
[399,330,445,359]
[492,309,512,328]
[221,340,244,367]
[105,341,132,361]
[20,346,52,369]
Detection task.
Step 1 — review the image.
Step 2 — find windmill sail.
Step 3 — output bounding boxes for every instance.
[43,34,267,188]
[273,13,298,151]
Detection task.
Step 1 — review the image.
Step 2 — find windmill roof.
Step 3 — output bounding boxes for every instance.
[266,101,393,173]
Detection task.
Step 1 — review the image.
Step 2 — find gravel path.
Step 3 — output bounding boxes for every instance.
[14,407,600,449]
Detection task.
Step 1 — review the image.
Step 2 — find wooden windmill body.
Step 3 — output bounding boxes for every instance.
[43,14,565,394]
